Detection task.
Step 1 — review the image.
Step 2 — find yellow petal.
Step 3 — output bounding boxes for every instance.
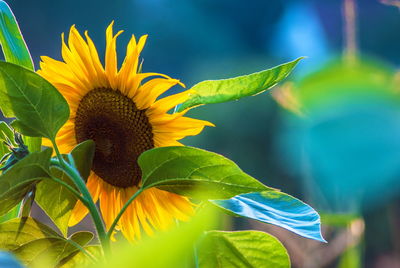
[105,22,123,89]
[147,90,192,116]
[134,78,183,109]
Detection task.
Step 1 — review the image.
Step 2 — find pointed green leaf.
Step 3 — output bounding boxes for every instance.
[0,1,41,153]
[0,122,20,222]
[211,191,326,242]
[177,57,303,111]
[68,232,93,247]
[0,61,69,140]
[197,231,290,268]
[0,138,9,165]
[0,121,14,145]
[0,217,96,267]
[0,121,14,168]
[36,140,95,236]
[69,140,95,181]
[0,1,33,70]
[0,148,52,216]
[139,146,272,199]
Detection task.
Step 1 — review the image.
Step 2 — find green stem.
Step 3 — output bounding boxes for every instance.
[106,188,144,239]
[47,165,87,206]
[50,140,111,255]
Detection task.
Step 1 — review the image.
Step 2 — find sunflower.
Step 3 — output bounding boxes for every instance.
[38,22,214,240]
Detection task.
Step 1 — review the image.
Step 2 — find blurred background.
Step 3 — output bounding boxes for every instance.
[4,0,400,267]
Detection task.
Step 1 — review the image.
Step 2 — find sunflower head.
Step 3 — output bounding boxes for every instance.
[38,22,213,240]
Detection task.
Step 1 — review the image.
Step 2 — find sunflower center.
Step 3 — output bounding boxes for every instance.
[74,88,154,188]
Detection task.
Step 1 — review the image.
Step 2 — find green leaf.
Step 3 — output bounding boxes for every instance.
[69,140,95,181]
[0,61,69,140]
[68,232,93,247]
[23,136,42,153]
[58,246,101,268]
[0,121,14,145]
[0,148,52,216]
[0,137,9,165]
[197,230,290,268]
[177,57,303,112]
[139,146,272,199]
[35,171,74,237]
[36,140,95,236]
[0,217,96,267]
[0,204,20,223]
[0,122,19,222]
[95,205,217,268]
[0,1,33,70]
[0,1,41,153]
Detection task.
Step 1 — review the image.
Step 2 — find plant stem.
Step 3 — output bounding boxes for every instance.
[51,140,111,255]
[47,164,87,205]
[106,188,144,239]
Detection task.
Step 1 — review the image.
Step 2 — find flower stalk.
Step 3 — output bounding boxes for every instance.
[51,139,111,256]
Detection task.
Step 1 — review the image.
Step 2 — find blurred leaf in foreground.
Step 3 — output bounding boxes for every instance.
[197,231,290,268]
[94,205,217,268]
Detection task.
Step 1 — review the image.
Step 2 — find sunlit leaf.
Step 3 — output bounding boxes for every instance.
[0,1,33,70]
[0,1,41,153]
[35,170,75,238]
[58,246,101,268]
[211,191,326,242]
[0,121,14,165]
[177,57,303,111]
[0,61,69,140]
[139,146,272,199]
[0,148,52,216]
[0,217,96,267]
[94,205,217,268]
[68,140,95,181]
[36,140,95,236]
[197,231,290,268]
[0,123,20,222]
[0,121,14,145]
[0,204,19,224]
[0,138,9,166]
